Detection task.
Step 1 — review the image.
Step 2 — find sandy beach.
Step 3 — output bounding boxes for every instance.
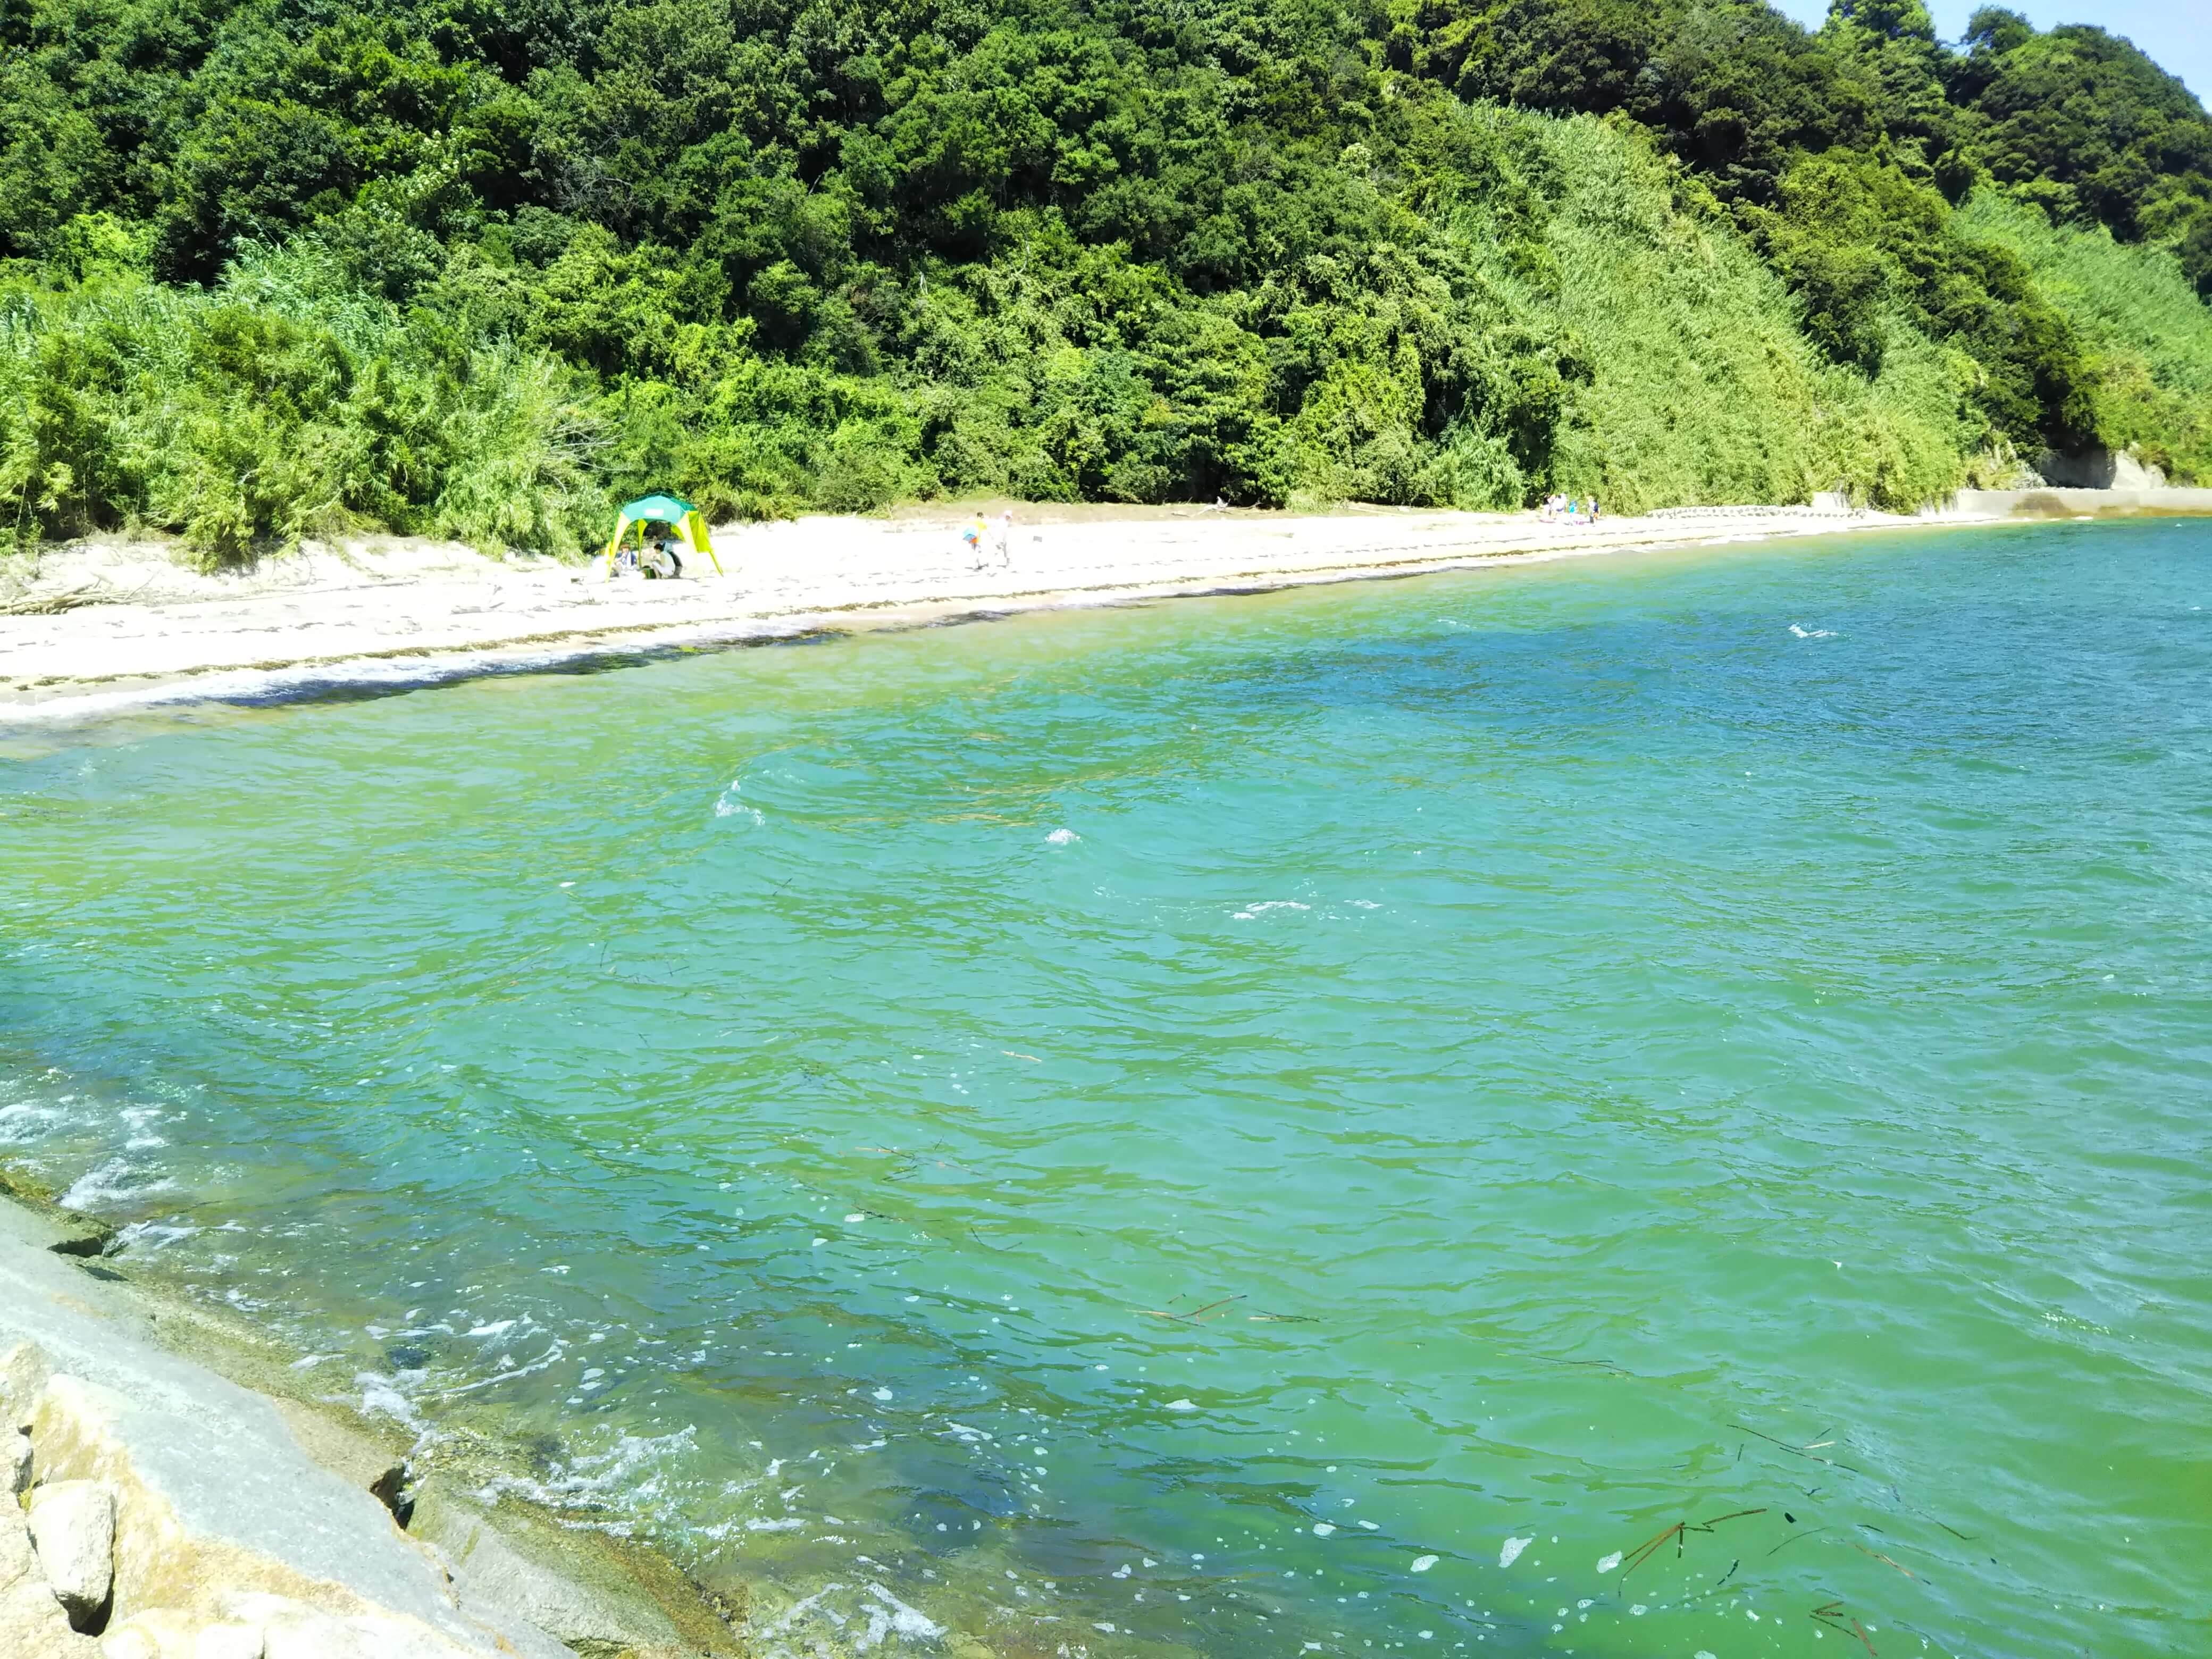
[0,500,1970,723]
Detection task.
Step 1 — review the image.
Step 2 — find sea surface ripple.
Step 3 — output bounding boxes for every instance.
[4,519,2209,1659]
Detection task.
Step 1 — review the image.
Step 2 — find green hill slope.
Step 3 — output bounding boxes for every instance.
[1956,190,2212,483]
[2,0,2208,560]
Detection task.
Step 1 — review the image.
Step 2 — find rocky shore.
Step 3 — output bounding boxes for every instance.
[0,1192,741,1659]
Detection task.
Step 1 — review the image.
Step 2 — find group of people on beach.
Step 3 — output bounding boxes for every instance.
[1540,493,1601,524]
[963,510,1015,569]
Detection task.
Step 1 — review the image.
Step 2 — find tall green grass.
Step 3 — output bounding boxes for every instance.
[1446,113,1990,513]
[0,245,606,564]
[1956,191,2212,483]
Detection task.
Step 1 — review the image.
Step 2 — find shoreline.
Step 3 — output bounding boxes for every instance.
[0,1176,744,1657]
[2,501,1988,727]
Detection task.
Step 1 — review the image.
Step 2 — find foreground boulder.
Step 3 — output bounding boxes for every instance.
[27,1480,115,1630]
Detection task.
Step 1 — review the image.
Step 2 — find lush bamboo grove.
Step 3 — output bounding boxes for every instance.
[2,0,2209,560]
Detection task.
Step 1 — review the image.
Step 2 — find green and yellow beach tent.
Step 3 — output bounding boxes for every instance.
[604,494,723,574]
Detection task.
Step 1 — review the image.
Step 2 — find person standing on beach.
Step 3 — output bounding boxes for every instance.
[962,515,985,568]
[995,509,1013,568]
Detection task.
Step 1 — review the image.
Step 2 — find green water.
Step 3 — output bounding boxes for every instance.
[5,521,2209,1659]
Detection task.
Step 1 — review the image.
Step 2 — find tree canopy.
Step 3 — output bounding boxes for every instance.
[2,0,2208,559]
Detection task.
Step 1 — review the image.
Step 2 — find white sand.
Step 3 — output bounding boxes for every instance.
[0,501,1966,722]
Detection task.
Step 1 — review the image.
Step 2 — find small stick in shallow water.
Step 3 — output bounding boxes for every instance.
[1619,1508,1766,1578]
[1851,1541,1917,1579]
[1812,1601,1877,1656]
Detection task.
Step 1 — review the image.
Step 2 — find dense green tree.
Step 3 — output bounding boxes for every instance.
[2,0,2209,561]
[1948,9,2212,292]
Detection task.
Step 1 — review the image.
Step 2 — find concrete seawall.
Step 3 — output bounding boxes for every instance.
[1954,487,2212,517]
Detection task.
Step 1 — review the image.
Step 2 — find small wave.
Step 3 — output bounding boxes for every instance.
[474,1426,700,1519]
[1231,900,1311,920]
[356,1371,432,1442]
[1789,623,1837,639]
[61,1157,177,1211]
[113,1219,199,1252]
[714,790,766,826]
[1045,827,1078,845]
[0,1098,66,1146]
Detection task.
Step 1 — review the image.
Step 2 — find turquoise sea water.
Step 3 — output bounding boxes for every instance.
[4,520,2209,1659]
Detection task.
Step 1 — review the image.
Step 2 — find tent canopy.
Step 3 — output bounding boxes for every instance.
[605,493,722,574]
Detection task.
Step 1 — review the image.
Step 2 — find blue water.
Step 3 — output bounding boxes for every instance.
[4,518,2210,1658]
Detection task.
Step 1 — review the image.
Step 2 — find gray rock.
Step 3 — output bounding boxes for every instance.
[192,1623,269,1659]
[432,1509,636,1654]
[1,1337,51,1430]
[46,1216,118,1259]
[28,1479,116,1630]
[2,1499,99,1654]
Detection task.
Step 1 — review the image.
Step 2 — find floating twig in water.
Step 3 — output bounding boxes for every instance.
[1620,1509,1767,1578]
[1766,1523,1841,1556]
[1731,1423,1867,1476]
[1851,1541,1917,1580]
[1142,1295,1246,1322]
[1812,1601,1878,1656]
[1247,1311,1318,1323]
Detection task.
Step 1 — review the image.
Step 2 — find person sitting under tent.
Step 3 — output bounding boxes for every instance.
[604,495,722,580]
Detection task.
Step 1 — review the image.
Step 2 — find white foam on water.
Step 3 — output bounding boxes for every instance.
[468,1319,518,1338]
[441,1340,564,1397]
[1231,900,1312,920]
[1312,1523,1336,1537]
[859,1584,943,1648]
[475,1425,700,1524]
[115,1220,199,1252]
[1412,1555,1439,1573]
[1596,1551,1622,1573]
[356,1372,430,1440]
[1499,1537,1532,1569]
[61,1157,177,1210]
[1045,827,1078,845]
[1164,1398,1197,1412]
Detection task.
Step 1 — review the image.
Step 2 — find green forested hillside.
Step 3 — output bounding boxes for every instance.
[2,0,2210,559]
